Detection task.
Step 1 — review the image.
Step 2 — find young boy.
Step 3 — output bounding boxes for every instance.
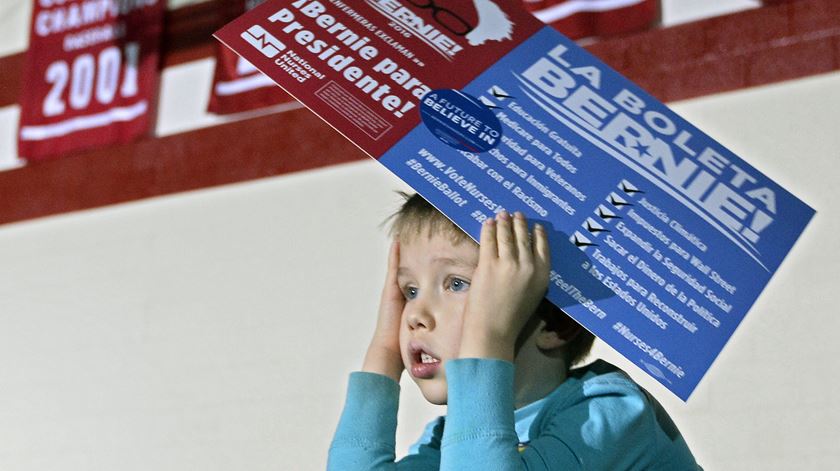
[328,193,700,470]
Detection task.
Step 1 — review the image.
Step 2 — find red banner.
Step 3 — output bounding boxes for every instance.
[18,0,164,161]
[524,0,660,39]
[207,0,294,115]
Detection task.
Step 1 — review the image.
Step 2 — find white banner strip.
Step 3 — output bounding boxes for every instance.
[533,0,646,23]
[20,101,148,141]
[214,73,276,96]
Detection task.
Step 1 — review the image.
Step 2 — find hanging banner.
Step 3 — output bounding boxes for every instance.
[17,0,163,161]
[215,0,814,400]
[208,0,295,115]
[525,0,660,39]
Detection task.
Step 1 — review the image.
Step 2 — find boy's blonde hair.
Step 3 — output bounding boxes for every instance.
[387,191,475,246]
[388,192,595,367]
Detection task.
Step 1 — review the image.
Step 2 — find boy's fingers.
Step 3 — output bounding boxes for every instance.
[387,239,400,277]
[383,239,402,297]
[534,223,551,270]
[496,211,517,259]
[479,217,498,260]
[512,212,531,262]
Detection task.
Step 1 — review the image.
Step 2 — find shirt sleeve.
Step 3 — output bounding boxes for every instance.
[327,372,440,471]
[441,358,529,470]
[441,358,683,471]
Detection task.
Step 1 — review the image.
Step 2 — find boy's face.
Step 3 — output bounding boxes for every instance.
[397,231,479,405]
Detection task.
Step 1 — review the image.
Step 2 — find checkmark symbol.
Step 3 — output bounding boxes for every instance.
[571,231,598,248]
[490,86,513,100]
[597,205,621,220]
[584,217,609,234]
[619,179,644,195]
[479,96,501,109]
[608,192,632,207]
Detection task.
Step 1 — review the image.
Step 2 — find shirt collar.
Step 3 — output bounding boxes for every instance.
[514,395,550,443]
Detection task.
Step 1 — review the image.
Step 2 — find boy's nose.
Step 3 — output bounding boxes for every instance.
[406,299,436,331]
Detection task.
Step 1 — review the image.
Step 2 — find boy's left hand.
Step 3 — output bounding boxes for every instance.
[459,211,551,362]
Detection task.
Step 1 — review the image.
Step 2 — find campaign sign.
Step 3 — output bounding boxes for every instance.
[216,0,815,400]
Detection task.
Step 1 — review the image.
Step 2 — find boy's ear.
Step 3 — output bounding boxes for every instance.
[535,320,583,351]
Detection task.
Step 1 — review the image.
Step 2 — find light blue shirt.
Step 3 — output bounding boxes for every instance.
[328,358,700,470]
[408,390,547,456]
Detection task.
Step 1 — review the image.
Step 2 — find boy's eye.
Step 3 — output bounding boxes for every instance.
[448,277,470,292]
[403,286,418,300]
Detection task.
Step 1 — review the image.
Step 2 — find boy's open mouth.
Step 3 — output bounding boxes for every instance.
[409,343,441,379]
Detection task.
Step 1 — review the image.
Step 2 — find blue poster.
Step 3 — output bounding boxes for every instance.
[379,27,815,400]
[217,0,815,400]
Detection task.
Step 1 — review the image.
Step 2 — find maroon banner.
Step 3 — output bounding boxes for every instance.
[18,0,164,161]
[208,0,295,115]
[524,0,660,39]
[208,42,295,115]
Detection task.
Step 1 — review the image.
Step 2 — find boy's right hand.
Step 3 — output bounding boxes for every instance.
[362,239,405,382]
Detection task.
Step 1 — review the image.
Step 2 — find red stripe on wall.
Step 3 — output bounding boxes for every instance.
[0,0,838,226]
[0,109,365,226]
[585,0,840,101]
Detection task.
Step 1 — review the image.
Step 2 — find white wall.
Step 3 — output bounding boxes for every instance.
[0,160,438,470]
[1,70,839,470]
[661,0,760,25]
